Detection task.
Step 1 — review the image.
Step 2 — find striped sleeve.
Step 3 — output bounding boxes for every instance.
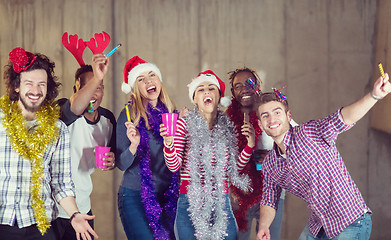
[164,117,188,172]
[237,145,254,170]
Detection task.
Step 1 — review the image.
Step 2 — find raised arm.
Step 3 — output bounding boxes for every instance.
[69,53,109,115]
[341,73,391,125]
[115,109,140,171]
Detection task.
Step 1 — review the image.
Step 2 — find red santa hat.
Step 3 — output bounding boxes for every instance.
[122,56,162,94]
[187,70,231,107]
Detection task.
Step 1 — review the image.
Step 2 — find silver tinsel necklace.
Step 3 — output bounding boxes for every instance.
[185,109,252,240]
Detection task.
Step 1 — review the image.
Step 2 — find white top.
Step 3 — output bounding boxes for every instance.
[56,99,115,218]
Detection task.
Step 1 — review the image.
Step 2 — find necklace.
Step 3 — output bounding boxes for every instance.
[0,95,59,235]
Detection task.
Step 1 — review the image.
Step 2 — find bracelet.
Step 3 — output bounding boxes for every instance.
[370,92,383,101]
[69,211,81,223]
[164,141,174,149]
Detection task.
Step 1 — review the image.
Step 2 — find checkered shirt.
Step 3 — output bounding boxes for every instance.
[260,109,371,238]
[0,114,75,228]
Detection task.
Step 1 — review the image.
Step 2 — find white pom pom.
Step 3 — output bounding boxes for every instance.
[220,96,231,107]
[121,82,131,94]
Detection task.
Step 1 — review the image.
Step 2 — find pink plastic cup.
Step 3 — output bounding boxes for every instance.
[95,146,111,169]
[162,113,178,136]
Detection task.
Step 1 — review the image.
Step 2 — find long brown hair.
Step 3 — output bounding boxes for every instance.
[129,80,175,129]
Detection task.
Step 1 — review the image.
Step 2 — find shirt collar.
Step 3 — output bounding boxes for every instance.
[273,124,293,156]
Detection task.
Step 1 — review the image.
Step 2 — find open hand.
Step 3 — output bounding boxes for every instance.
[71,213,98,240]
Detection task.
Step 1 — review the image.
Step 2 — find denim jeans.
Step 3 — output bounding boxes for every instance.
[298,212,372,240]
[175,193,238,240]
[118,186,174,240]
[269,197,285,240]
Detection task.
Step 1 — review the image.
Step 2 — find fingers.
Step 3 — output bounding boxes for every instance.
[102,152,115,170]
[89,228,99,239]
[82,232,92,240]
[124,121,136,128]
[242,122,256,148]
[159,123,168,137]
[241,122,254,136]
[92,53,108,64]
[179,107,189,118]
[127,128,137,137]
[125,122,138,137]
[374,73,391,98]
[382,73,391,91]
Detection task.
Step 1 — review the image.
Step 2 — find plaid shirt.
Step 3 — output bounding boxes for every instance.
[0,113,75,228]
[260,110,370,238]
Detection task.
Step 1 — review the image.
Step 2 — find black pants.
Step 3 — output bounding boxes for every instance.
[0,222,56,240]
[52,210,94,240]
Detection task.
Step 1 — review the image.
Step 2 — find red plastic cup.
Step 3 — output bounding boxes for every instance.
[95,146,111,169]
[161,113,178,136]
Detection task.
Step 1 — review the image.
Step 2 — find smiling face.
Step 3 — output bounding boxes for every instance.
[232,71,259,108]
[257,100,291,142]
[136,71,162,105]
[193,81,221,114]
[16,69,48,113]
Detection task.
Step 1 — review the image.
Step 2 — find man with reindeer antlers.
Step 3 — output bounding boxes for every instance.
[53,32,116,240]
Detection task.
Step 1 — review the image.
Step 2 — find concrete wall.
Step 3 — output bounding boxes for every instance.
[0,1,389,239]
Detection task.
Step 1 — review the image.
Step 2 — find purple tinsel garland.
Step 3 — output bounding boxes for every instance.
[137,101,179,240]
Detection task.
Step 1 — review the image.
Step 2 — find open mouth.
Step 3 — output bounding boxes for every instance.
[241,95,251,100]
[147,86,156,93]
[90,99,96,104]
[203,96,213,104]
[27,94,42,102]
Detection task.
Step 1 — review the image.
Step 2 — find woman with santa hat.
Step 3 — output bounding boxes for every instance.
[116,56,179,240]
[160,70,255,240]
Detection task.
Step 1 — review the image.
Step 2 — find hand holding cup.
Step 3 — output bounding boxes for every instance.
[95,146,111,169]
[160,124,174,148]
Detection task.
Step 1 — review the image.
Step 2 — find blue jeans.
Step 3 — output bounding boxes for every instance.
[118,186,174,240]
[298,212,372,240]
[269,197,284,240]
[175,193,238,240]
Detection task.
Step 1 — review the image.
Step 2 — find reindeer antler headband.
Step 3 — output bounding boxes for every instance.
[62,31,111,66]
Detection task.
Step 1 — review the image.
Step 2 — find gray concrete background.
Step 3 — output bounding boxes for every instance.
[0,1,389,239]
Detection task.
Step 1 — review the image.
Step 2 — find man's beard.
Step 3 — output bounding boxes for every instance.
[19,94,44,113]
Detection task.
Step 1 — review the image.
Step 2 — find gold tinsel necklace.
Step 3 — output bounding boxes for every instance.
[0,95,59,235]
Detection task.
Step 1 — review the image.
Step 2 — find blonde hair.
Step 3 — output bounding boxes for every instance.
[129,80,175,129]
